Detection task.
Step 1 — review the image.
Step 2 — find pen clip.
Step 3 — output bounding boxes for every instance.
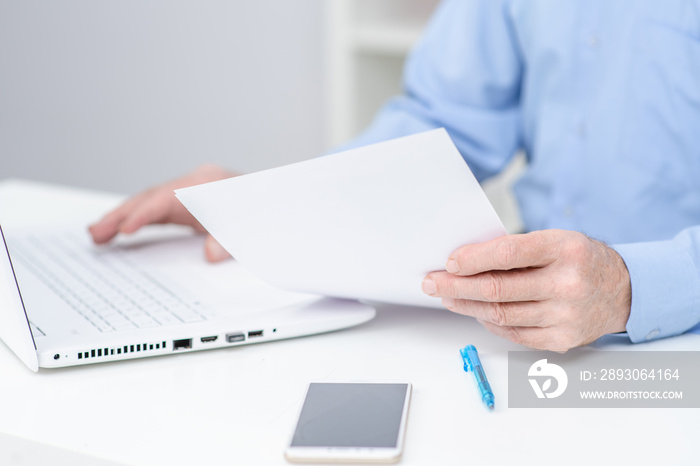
[459,347,473,373]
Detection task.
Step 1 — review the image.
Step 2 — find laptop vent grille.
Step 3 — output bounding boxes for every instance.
[77,341,167,360]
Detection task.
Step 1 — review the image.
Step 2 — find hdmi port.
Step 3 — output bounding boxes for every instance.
[200,336,218,343]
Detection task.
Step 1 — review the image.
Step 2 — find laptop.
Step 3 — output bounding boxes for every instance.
[0,224,376,371]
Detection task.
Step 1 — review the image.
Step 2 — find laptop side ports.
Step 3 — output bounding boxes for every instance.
[226,332,245,343]
[172,338,192,350]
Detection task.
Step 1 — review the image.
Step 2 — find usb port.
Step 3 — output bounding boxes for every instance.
[200,335,218,343]
[226,332,245,343]
[248,330,264,338]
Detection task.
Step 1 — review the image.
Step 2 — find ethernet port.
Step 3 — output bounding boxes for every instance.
[172,338,192,351]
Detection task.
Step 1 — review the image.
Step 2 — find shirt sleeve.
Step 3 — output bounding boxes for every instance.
[613,226,700,342]
[334,0,524,183]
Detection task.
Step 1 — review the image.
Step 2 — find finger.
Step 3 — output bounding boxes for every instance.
[423,268,552,302]
[89,194,149,243]
[447,231,562,276]
[477,319,571,352]
[442,298,548,327]
[118,190,181,234]
[89,218,120,244]
[204,235,231,262]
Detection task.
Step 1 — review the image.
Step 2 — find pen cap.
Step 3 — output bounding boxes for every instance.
[460,345,479,371]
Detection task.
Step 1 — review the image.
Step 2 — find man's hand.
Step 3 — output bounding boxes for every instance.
[89,164,237,262]
[421,230,631,352]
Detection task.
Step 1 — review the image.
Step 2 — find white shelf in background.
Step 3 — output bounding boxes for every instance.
[352,25,425,55]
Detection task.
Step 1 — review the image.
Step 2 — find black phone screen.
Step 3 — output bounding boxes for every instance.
[290,383,409,448]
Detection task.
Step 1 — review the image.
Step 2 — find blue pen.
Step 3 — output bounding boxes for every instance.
[460,345,495,411]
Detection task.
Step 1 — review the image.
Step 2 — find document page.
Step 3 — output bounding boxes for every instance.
[175,129,506,308]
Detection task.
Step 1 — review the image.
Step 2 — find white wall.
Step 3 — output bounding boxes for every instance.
[0,1,327,194]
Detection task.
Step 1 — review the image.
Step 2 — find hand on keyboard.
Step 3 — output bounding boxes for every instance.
[89,164,236,262]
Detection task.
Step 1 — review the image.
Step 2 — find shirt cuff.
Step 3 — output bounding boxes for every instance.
[612,240,700,343]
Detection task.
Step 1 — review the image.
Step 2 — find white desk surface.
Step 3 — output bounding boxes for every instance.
[0,178,698,466]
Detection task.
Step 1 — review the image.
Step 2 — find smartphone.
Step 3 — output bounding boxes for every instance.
[285,382,412,463]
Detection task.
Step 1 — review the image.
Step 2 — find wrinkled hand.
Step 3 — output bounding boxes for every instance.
[422,230,631,352]
[89,164,237,262]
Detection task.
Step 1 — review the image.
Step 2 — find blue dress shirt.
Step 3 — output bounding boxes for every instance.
[341,0,700,342]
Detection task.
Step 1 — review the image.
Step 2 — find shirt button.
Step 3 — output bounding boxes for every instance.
[563,206,574,217]
[587,34,599,47]
[645,329,660,340]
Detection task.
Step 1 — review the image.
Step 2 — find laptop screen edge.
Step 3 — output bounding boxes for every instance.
[0,225,39,372]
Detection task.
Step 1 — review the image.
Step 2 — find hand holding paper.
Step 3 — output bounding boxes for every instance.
[175,129,506,308]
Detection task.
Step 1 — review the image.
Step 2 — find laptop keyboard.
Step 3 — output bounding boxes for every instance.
[8,232,215,333]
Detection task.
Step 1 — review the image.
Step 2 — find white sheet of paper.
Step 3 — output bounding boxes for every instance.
[175,128,506,308]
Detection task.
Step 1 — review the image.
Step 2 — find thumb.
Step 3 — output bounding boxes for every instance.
[204,234,231,262]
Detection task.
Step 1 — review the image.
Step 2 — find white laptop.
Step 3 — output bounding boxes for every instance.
[0,224,376,371]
